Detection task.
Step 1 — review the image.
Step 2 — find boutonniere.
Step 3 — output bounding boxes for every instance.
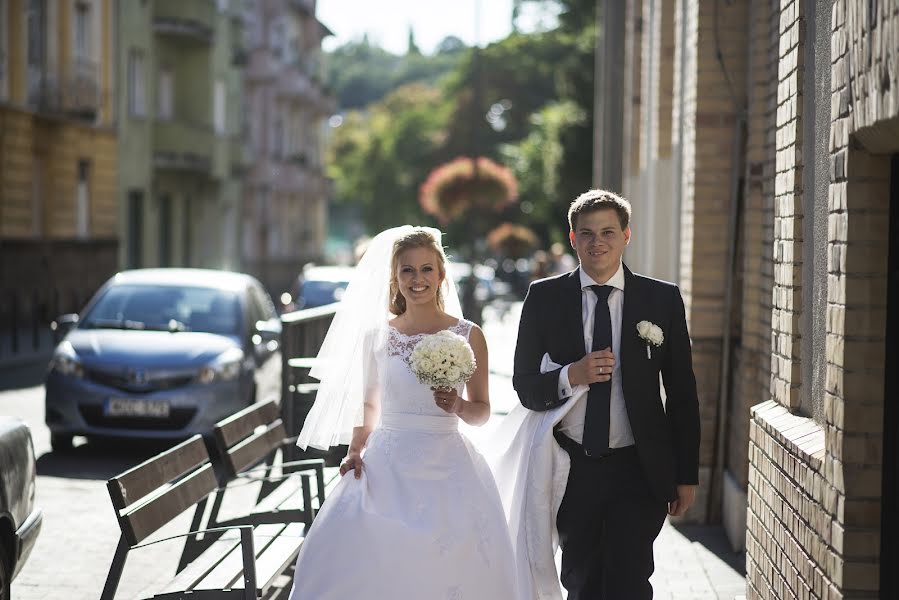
[636,321,664,359]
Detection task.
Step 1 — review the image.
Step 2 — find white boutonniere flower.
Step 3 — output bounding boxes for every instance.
[636,321,664,359]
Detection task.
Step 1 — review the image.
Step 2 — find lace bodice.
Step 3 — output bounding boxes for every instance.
[376,319,475,418]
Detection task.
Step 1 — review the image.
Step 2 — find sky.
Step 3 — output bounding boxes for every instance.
[316,0,553,55]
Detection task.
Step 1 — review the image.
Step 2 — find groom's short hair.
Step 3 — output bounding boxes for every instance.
[568,189,632,231]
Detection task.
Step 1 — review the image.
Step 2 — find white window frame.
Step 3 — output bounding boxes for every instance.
[76,159,90,238]
[213,79,225,134]
[73,0,90,61]
[157,68,173,120]
[128,48,146,117]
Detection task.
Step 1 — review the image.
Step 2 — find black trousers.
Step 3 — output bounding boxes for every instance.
[555,435,668,600]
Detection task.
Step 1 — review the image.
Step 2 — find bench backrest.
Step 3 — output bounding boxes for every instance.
[107,435,218,546]
[213,399,287,479]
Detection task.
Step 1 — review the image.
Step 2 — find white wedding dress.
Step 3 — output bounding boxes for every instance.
[288,319,519,600]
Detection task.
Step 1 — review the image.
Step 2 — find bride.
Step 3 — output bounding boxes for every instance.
[288,226,519,599]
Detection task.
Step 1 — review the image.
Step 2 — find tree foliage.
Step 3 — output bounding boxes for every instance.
[324,0,598,249]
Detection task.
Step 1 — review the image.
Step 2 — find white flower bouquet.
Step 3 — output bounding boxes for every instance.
[409,330,477,391]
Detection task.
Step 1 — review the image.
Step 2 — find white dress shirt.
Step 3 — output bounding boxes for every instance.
[556,262,635,447]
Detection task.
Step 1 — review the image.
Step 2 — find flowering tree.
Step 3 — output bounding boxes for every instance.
[418,156,518,225]
[487,222,539,258]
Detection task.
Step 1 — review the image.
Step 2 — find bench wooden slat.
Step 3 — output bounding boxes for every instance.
[157,529,243,595]
[123,463,218,545]
[225,420,287,477]
[214,400,281,448]
[108,435,209,510]
[239,522,305,595]
[194,523,286,593]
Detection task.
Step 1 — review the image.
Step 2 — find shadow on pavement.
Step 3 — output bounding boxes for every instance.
[36,437,180,481]
[671,523,747,574]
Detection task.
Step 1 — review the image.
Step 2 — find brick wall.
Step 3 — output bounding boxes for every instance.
[745,0,896,597]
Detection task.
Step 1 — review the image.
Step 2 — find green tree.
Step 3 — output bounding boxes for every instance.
[327,83,451,234]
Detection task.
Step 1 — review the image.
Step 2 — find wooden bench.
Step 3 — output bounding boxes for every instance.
[102,434,310,600]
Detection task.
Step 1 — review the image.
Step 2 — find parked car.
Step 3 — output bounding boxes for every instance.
[0,417,42,597]
[281,265,354,312]
[45,269,282,451]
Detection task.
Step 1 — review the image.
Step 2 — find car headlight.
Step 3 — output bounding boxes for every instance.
[50,341,85,378]
[198,347,244,384]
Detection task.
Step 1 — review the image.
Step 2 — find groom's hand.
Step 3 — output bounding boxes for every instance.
[668,485,697,516]
[568,349,616,386]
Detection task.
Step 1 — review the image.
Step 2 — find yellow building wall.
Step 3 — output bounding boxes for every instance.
[0,0,117,240]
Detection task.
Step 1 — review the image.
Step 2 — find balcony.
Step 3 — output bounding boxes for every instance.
[27,60,100,120]
[62,58,100,118]
[153,0,214,44]
[153,119,213,173]
[276,65,311,99]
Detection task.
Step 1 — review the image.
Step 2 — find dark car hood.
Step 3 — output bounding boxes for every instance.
[67,329,241,370]
[0,417,37,530]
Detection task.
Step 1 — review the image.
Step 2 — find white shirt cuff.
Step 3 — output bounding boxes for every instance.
[558,364,573,399]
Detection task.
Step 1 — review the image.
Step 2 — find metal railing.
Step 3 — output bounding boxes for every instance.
[279,303,337,461]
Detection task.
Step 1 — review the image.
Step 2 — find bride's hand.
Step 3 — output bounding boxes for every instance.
[433,389,463,414]
[340,451,364,479]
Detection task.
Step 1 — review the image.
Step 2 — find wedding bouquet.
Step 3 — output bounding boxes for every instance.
[409,330,477,390]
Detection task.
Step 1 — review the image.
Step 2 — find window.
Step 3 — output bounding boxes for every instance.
[74,1,90,60]
[0,0,8,99]
[182,199,191,266]
[213,79,225,134]
[159,194,172,267]
[127,190,143,268]
[128,49,146,117]
[271,19,285,60]
[26,0,46,104]
[76,159,90,238]
[157,68,173,120]
[32,154,44,236]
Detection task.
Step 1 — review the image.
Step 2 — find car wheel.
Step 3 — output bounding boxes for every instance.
[0,541,10,600]
[51,432,74,453]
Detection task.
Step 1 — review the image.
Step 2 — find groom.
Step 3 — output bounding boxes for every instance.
[513,189,700,599]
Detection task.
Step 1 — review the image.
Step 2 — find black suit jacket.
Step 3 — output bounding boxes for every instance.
[512,265,700,502]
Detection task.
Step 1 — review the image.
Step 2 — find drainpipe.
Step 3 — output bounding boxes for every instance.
[706,0,748,523]
[707,110,746,523]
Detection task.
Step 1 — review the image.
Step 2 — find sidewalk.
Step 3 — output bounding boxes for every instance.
[479,302,748,600]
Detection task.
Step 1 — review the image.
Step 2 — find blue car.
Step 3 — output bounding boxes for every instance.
[45,269,282,451]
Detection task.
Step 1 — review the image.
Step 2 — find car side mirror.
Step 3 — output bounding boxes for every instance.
[51,313,79,343]
[254,319,281,343]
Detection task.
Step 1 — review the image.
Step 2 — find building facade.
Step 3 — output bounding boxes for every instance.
[0,0,118,354]
[240,0,333,298]
[594,0,897,597]
[117,0,248,272]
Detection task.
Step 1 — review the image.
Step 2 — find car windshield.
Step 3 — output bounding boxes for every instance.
[80,284,242,336]
[301,280,348,308]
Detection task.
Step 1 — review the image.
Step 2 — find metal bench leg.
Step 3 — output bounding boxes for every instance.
[301,474,313,525]
[239,527,257,600]
[315,463,326,508]
[101,535,129,600]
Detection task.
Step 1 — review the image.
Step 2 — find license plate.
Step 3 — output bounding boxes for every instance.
[104,398,170,418]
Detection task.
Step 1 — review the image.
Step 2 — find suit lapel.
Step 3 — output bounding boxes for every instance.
[564,268,586,356]
[620,265,643,397]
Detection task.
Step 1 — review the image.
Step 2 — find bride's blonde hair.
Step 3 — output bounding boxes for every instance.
[389,229,446,315]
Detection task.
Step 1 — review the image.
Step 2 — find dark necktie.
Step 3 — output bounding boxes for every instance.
[583,285,612,456]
